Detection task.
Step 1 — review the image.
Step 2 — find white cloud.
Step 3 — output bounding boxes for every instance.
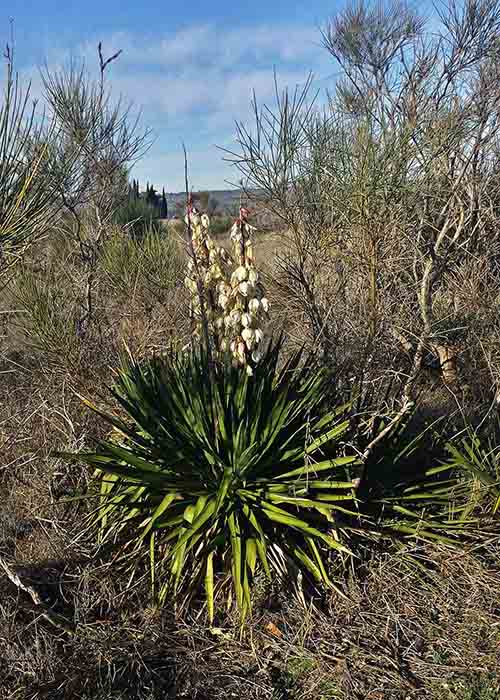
[133,146,237,195]
[157,23,320,67]
[23,21,330,190]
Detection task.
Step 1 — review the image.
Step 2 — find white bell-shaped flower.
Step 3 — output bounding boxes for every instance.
[235,265,248,281]
[248,298,260,315]
[229,309,241,325]
[230,223,242,242]
[237,341,246,361]
[184,277,197,293]
[241,312,252,328]
[248,269,259,284]
[242,327,255,350]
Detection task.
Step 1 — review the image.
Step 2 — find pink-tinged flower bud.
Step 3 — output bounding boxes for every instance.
[237,341,246,360]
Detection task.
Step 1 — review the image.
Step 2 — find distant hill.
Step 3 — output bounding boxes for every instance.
[135,186,278,227]
[163,189,245,218]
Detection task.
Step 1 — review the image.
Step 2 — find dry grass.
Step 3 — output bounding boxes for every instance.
[2,462,499,700]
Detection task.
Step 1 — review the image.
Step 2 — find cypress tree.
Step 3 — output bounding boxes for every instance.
[161,188,168,218]
[146,183,158,207]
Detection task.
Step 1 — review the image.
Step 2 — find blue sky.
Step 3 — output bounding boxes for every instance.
[2,1,419,190]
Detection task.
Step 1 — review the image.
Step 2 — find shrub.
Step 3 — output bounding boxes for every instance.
[11,263,81,365]
[0,51,72,275]
[209,216,233,237]
[112,198,162,239]
[101,227,182,304]
[66,340,359,621]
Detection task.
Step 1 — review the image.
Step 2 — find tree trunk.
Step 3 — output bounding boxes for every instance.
[431,343,458,385]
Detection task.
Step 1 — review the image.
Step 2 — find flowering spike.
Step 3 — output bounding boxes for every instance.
[184,199,268,368]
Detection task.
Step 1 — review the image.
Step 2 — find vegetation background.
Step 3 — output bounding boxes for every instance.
[1,1,500,698]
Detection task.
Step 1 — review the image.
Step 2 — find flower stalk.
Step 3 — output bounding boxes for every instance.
[184,202,269,373]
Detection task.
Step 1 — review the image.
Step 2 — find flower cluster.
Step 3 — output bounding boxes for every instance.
[184,203,231,340]
[217,208,269,374]
[184,201,269,373]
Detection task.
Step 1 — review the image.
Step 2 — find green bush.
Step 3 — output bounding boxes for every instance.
[100,227,182,304]
[112,198,161,239]
[11,263,81,364]
[208,215,233,237]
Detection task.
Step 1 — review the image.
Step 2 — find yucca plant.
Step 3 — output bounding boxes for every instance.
[62,338,496,622]
[443,432,500,516]
[66,338,360,621]
[355,415,497,552]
